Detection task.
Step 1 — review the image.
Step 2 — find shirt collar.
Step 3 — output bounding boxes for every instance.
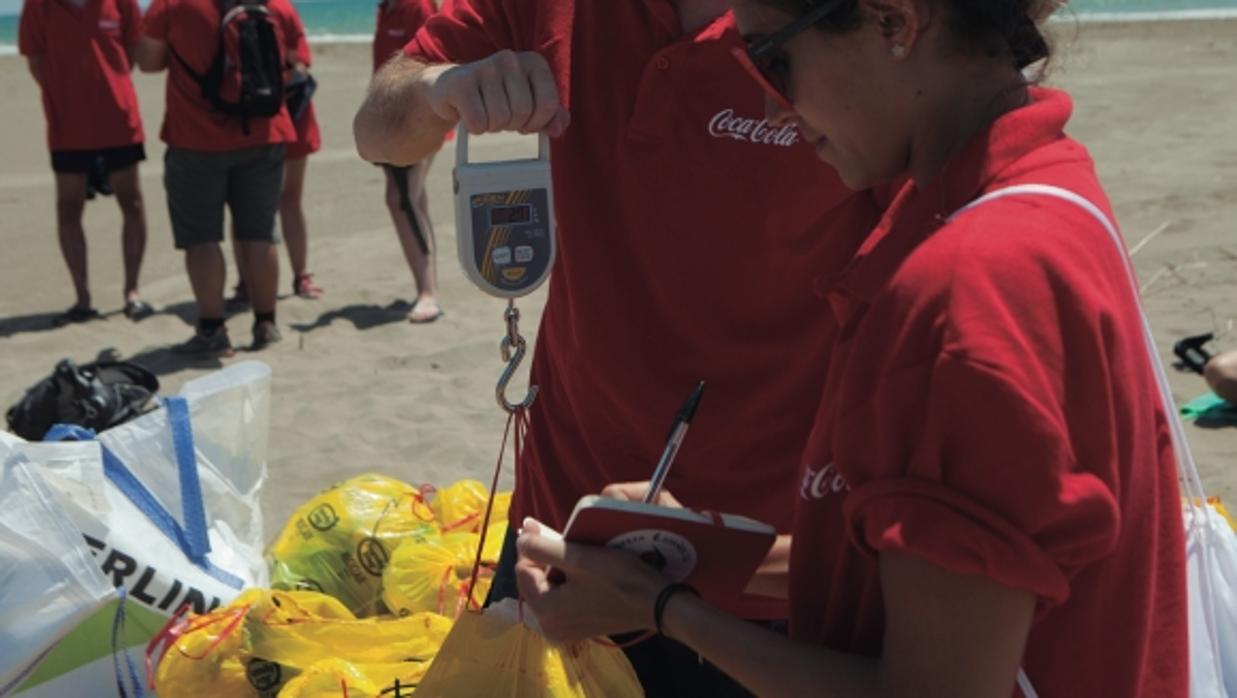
[816,87,1074,319]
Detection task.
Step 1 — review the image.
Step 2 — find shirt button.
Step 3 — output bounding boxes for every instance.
[655,56,671,70]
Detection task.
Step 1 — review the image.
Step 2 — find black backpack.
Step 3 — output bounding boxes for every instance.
[172,0,286,134]
[5,360,160,441]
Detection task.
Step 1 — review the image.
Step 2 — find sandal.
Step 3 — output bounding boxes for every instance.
[52,305,100,327]
[293,272,324,299]
[123,299,154,321]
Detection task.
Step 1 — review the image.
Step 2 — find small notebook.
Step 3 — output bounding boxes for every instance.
[560,495,777,604]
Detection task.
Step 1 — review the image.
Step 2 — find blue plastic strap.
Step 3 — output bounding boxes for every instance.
[44,422,244,590]
[164,397,211,560]
[45,424,197,556]
[111,587,146,698]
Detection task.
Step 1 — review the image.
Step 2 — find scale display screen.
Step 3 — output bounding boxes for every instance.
[489,204,532,226]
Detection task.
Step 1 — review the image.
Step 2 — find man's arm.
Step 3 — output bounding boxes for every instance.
[25,56,44,86]
[136,36,168,73]
[353,49,569,166]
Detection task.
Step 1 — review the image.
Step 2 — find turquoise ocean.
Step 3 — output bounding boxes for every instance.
[3,0,1237,55]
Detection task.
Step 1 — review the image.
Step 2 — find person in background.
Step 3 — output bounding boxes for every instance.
[513,1,1189,697]
[374,0,444,324]
[138,0,303,355]
[1206,350,1237,403]
[353,0,879,693]
[229,9,325,309]
[19,0,153,326]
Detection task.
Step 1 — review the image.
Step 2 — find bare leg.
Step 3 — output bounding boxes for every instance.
[185,242,226,320]
[108,164,146,303]
[280,157,310,280]
[1205,351,1237,404]
[384,158,440,322]
[240,241,279,316]
[54,172,91,310]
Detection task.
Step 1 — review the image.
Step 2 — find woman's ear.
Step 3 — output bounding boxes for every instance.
[860,0,925,60]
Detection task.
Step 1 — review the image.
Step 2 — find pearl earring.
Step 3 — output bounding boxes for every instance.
[891,44,906,58]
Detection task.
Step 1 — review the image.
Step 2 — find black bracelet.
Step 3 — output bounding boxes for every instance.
[653,582,699,636]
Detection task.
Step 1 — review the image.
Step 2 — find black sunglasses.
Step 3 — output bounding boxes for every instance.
[733,0,846,108]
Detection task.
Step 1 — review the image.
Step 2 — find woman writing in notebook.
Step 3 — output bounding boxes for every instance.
[515,1,1189,695]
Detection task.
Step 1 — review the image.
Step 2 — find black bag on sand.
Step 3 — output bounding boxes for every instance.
[5,359,160,440]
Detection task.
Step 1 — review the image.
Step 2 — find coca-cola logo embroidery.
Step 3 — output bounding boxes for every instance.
[708,108,800,147]
[800,462,850,500]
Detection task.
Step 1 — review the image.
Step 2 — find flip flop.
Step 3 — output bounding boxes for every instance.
[124,299,154,321]
[52,306,100,327]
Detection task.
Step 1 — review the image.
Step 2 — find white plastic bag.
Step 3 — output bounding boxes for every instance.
[0,454,115,696]
[0,361,272,696]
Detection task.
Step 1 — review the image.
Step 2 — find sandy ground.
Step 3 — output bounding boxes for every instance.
[0,19,1233,543]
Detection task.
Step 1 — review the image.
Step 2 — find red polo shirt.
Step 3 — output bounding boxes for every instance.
[18,0,144,151]
[143,0,298,151]
[374,0,435,73]
[407,0,878,619]
[789,88,1188,696]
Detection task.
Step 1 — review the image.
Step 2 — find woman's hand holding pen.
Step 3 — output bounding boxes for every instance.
[600,481,684,508]
[515,517,667,644]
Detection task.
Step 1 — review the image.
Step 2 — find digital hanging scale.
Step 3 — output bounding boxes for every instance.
[454,130,556,299]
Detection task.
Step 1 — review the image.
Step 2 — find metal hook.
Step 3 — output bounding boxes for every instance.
[496,300,539,413]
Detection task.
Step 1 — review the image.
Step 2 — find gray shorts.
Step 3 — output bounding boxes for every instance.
[164,145,286,250]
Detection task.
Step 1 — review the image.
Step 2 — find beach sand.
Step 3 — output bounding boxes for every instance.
[0,19,1233,542]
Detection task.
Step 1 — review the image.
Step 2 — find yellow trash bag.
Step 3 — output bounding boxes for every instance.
[412,600,644,697]
[432,480,512,534]
[151,589,452,698]
[268,474,440,616]
[278,658,430,697]
[382,532,497,619]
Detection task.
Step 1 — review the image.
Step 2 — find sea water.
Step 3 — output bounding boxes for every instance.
[2,0,1237,56]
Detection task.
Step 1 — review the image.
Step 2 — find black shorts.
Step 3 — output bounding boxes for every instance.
[50,143,146,175]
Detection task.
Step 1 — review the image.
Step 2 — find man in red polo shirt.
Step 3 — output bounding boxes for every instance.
[354,0,877,693]
[137,0,302,355]
[374,0,444,324]
[19,0,153,325]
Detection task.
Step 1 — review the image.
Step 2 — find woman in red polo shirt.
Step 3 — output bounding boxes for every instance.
[375,0,444,323]
[229,12,325,306]
[19,0,153,324]
[513,1,1189,696]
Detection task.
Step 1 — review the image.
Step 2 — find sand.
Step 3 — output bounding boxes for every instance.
[0,19,1233,542]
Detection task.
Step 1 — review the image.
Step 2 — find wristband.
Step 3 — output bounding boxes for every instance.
[653,582,699,636]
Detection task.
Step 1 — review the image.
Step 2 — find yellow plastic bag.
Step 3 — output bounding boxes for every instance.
[151,589,452,698]
[268,474,440,616]
[382,532,496,619]
[432,480,512,534]
[412,600,644,697]
[278,658,431,697]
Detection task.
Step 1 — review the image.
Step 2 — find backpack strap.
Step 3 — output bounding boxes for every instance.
[949,183,1222,697]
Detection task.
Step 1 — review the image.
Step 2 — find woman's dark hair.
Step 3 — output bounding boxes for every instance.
[755,0,1053,70]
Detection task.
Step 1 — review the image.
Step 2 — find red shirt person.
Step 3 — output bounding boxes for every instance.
[354,1,878,692]
[370,0,451,325]
[401,0,874,608]
[277,12,325,299]
[139,0,302,355]
[507,1,1190,695]
[374,0,436,72]
[19,0,153,323]
[790,86,1188,698]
